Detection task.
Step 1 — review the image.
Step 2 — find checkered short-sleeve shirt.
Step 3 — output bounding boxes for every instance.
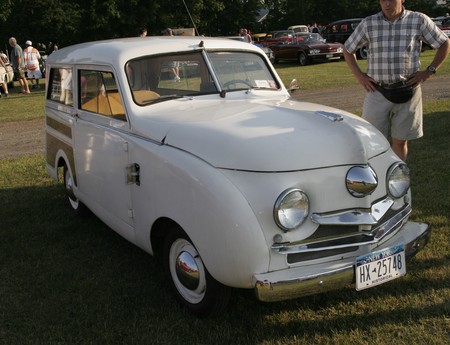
[345,10,448,84]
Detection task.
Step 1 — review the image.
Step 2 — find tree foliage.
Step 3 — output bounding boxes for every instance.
[1,0,448,51]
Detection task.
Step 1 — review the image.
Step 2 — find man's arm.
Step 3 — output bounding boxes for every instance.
[407,38,450,86]
[343,46,377,92]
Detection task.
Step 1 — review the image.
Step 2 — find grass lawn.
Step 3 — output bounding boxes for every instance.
[0,52,449,344]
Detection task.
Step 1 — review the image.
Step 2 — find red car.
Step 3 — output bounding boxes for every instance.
[439,17,450,37]
[269,33,344,66]
[259,30,295,47]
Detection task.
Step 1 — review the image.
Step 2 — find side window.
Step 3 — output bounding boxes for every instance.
[49,68,73,105]
[79,70,126,121]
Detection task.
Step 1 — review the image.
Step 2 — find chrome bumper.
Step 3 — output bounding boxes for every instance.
[253,221,430,302]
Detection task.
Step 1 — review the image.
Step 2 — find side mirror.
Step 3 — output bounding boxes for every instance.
[288,79,300,92]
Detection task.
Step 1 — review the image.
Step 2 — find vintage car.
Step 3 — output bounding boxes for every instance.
[439,17,450,36]
[259,30,295,47]
[287,25,309,33]
[269,33,344,65]
[45,36,431,316]
[322,18,368,59]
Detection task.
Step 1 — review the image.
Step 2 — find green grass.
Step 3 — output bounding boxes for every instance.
[0,56,449,344]
[275,49,450,89]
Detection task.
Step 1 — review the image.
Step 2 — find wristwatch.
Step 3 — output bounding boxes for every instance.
[427,65,437,74]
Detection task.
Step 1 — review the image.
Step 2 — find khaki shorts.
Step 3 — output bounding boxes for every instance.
[362,86,423,141]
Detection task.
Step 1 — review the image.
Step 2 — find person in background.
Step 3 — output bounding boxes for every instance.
[23,40,43,89]
[0,55,9,97]
[8,37,30,94]
[343,0,449,162]
[164,28,181,82]
[242,28,252,43]
[139,28,147,37]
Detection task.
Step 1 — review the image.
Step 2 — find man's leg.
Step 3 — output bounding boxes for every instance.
[391,138,408,161]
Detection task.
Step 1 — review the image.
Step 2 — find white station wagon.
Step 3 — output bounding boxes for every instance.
[45,36,431,316]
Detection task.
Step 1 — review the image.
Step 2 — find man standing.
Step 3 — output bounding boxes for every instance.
[9,37,30,94]
[23,40,43,89]
[343,0,449,161]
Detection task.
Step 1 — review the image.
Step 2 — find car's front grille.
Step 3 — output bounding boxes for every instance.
[273,198,411,264]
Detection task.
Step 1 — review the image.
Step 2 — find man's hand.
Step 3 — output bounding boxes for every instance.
[356,72,378,92]
[406,70,433,87]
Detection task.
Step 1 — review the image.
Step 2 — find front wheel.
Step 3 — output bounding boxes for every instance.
[298,52,308,66]
[163,227,230,317]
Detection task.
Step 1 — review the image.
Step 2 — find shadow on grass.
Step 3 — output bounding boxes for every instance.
[0,181,448,344]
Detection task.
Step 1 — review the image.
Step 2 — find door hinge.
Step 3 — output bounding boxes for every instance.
[126,163,140,186]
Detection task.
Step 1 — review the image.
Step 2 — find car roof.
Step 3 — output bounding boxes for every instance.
[327,18,364,25]
[46,36,264,67]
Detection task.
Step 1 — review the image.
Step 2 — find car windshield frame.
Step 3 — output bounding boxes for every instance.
[126,50,280,106]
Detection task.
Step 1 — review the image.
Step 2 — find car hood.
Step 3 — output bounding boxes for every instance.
[304,42,341,49]
[133,96,389,172]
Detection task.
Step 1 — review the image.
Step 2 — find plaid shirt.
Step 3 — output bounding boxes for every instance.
[345,9,448,84]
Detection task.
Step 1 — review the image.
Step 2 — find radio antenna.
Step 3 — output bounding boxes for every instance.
[182,0,200,36]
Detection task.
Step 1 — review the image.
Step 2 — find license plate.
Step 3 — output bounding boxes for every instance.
[326,54,333,58]
[355,244,406,291]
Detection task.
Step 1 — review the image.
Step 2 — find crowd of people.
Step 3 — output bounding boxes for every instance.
[0,37,44,97]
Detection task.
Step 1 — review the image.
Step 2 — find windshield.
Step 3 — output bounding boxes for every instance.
[295,33,324,43]
[126,50,279,106]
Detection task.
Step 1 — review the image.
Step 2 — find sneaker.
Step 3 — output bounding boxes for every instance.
[173,76,181,82]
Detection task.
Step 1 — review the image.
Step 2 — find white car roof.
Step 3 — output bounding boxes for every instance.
[46,36,265,67]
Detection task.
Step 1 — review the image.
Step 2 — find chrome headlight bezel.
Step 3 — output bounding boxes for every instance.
[346,165,378,198]
[386,162,410,198]
[274,188,309,232]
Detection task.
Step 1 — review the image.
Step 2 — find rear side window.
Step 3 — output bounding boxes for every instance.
[48,68,73,105]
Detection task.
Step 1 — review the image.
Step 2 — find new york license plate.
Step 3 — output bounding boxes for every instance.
[356,244,406,291]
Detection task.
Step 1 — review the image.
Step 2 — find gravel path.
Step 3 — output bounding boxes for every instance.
[0,76,448,159]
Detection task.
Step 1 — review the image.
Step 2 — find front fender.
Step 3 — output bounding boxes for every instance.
[131,142,269,289]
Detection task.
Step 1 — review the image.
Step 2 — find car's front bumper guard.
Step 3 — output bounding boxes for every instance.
[253,221,431,302]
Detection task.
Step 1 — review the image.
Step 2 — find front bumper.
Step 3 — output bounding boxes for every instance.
[253,221,430,302]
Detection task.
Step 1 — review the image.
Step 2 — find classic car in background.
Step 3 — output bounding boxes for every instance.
[45,36,430,317]
[288,25,309,33]
[269,33,344,65]
[259,30,295,47]
[322,18,367,59]
[439,17,450,36]
[225,35,275,63]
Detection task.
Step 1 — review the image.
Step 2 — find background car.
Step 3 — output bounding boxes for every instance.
[269,33,343,65]
[288,25,309,33]
[322,18,367,59]
[259,30,295,47]
[439,17,450,36]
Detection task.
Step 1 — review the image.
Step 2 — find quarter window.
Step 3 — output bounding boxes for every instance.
[48,68,73,105]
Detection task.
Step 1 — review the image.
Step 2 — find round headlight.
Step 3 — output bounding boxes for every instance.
[387,162,410,198]
[274,188,309,231]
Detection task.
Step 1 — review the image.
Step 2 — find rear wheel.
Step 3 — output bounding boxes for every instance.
[298,52,308,66]
[63,164,88,215]
[163,227,230,317]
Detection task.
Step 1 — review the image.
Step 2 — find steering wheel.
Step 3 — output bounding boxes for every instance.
[222,79,253,90]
